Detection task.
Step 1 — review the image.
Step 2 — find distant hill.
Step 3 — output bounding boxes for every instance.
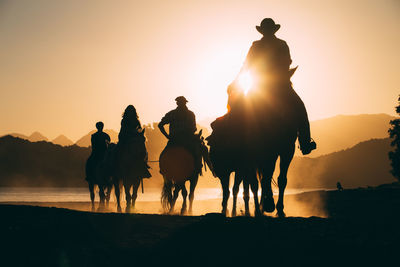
[52,135,74,146]
[288,138,395,188]
[7,132,48,142]
[9,133,29,140]
[299,113,396,157]
[75,129,119,147]
[28,131,48,142]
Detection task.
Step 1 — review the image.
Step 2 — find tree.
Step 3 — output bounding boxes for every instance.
[388,95,400,181]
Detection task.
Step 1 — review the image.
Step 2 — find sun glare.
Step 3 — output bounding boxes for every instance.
[237,71,253,95]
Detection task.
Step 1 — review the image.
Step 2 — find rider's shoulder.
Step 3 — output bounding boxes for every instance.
[274,37,289,47]
[251,39,263,47]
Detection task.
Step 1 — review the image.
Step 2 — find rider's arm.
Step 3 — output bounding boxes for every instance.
[158,113,171,139]
[91,134,95,149]
[190,112,197,134]
[277,41,292,71]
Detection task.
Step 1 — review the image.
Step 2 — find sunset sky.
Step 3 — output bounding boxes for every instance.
[0,0,399,141]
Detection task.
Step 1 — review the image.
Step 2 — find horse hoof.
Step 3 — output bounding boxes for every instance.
[277,210,286,218]
[262,197,275,213]
[117,206,122,213]
[245,211,251,217]
[255,209,262,217]
[180,209,187,215]
[231,210,237,217]
[221,208,228,217]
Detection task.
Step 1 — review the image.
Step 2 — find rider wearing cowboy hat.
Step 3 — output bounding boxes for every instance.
[233,18,316,155]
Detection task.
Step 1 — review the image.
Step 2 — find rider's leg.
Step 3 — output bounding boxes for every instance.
[188,175,199,214]
[277,144,295,217]
[288,87,315,155]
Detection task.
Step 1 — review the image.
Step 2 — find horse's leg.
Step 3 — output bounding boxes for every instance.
[249,170,261,217]
[180,183,188,215]
[231,173,241,217]
[99,186,105,203]
[276,145,295,217]
[260,154,278,213]
[114,179,122,213]
[105,185,111,206]
[188,175,199,215]
[219,174,230,216]
[124,180,132,213]
[169,183,180,214]
[98,186,106,210]
[243,178,250,217]
[131,178,141,211]
[88,182,95,211]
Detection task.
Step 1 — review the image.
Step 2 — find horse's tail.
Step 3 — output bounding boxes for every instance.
[161,178,173,212]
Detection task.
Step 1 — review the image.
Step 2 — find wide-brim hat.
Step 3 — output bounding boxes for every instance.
[175,96,188,103]
[256,18,280,35]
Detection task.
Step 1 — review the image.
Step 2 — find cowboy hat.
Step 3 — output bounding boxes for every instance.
[256,18,280,35]
[175,96,188,103]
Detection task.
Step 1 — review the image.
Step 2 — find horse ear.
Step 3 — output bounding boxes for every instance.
[199,129,203,136]
[289,66,298,78]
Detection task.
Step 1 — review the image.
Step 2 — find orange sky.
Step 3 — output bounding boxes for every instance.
[0,0,399,141]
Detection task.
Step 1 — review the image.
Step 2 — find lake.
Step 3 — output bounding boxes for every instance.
[0,187,330,202]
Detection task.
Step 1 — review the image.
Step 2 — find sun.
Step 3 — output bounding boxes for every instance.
[237,71,253,95]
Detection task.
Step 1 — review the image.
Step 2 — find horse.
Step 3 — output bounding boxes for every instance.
[113,128,151,213]
[255,87,300,217]
[85,143,115,211]
[160,130,214,215]
[206,114,261,217]
[241,69,302,217]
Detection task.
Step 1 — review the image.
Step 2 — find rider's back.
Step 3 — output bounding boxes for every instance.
[91,131,110,157]
[161,107,196,141]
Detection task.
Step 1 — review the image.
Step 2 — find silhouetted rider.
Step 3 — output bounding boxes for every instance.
[86,121,111,182]
[159,96,197,141]
[233,18,316,155]
[159,96,201,171]
[118,105,142,144]
[91,121,110,159]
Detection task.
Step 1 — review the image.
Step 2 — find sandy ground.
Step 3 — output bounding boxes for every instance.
[1,185,400,266]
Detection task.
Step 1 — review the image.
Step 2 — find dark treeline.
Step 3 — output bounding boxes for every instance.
[0,135,89,187]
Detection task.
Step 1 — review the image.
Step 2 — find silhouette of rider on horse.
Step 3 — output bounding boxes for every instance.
[158,96,202,172]
[230,18,316,155]
[86,121,110,181]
